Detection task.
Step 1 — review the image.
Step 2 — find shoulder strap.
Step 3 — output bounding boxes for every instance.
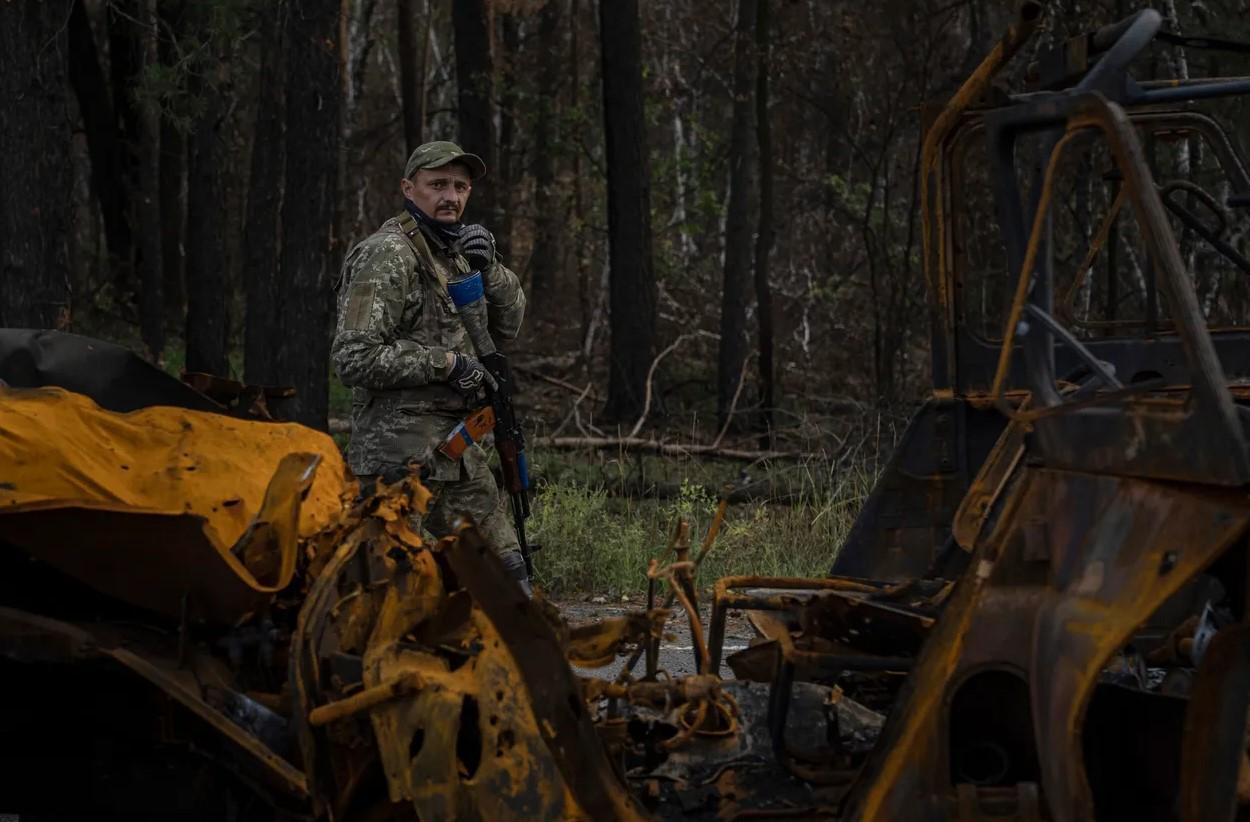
[395,211,448,289]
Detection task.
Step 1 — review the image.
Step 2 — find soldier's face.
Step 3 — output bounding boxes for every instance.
[402,164,473,223]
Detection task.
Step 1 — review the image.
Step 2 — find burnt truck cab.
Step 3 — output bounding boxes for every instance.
[833,6,1250,581]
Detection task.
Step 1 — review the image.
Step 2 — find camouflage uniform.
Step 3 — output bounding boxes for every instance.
[331,208,526,565]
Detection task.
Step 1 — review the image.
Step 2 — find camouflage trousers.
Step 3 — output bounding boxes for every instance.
[349,403,521,566]
[418,449,522,564]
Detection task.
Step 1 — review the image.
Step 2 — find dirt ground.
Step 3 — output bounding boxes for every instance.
[555,597,759,679]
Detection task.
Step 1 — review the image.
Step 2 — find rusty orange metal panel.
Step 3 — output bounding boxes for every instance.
[0,386,351,623]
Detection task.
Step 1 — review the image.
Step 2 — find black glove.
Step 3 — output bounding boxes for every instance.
[446,352,498,397]
[456,224,496,270]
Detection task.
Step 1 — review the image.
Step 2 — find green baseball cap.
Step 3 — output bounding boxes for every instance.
[403,140,487,180]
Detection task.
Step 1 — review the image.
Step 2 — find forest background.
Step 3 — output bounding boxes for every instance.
[3,0,1247,594]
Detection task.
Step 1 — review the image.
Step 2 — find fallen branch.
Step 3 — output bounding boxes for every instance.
[514,366,602,403]
[710,359,750,449]
[532,434,821,462]
[530,474,818,506]
[628,332,698,439]
[549,380,595,439]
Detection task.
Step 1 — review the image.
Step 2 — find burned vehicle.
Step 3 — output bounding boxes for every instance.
[5,4,1250,820]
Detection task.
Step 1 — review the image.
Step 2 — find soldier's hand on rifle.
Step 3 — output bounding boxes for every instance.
[445,351,498,398]
[456,224,496,271]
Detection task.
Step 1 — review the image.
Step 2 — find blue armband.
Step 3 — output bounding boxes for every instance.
[517,451,530,491]
[447,271,485,307]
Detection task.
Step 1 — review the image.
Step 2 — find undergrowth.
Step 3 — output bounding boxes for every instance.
[528,449,880,597]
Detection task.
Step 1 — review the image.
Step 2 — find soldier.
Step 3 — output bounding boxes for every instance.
[332,140,530,594]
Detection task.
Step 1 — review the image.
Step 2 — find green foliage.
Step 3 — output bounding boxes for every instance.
[328,371,352,419]
[133,0,257,131]
[528,448,878,596]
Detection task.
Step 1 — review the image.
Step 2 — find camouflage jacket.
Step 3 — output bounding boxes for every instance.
[331,213,525,479]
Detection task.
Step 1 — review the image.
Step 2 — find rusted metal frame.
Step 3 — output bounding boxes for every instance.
[989,125,1087,415]
[308,669,445,727]
[1072,97,1249,454]
[764,609,913,784]
[1027,476,1250,819]
[0,607,311,802]
[847,471,1250,819]
[1161,180,1230,234]
[988,11,1248,444]
[616,498,729,684]
[708,576,884,672]
[1058,184,1128,323]
[110,646,312,801]
[984,94,1250,476]
[445,526,646,821]
[1022,303,1122,388]
[1161,187,1250,277]
[1130,78,1250,106]
[922,1,1043,392]
[1013,377,1166,422]
[1075,9,1161,98]
[951,411,1029,551]
[987,11,1159,413]
[1153,112,1250,195]
[1178,622,1250,821]
[644,576,659,679]
[289,525,371,816]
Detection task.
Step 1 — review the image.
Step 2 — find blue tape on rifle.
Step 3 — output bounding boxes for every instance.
[447,272,485,307]
[517,451,530,491]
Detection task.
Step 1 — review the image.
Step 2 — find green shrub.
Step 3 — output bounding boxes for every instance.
[528,450,879,597]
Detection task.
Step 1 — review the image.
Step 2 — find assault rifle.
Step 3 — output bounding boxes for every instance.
[437,352,534,577]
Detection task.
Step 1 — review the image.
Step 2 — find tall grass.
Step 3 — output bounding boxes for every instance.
[528,449,880,596]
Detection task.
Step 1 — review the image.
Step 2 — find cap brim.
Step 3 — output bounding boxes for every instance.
[431,152,487,180]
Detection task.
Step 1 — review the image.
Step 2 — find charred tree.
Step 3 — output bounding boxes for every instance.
[397,0,429,152]
[0,0,73,329]
[67,0,133,293]
[159,118,186,325]
[528,0,563,310]
[495,12,520,258]
[137,0,164,361]
[452,0,497,227]
[599,0,657,421]
[183,65,230,377]
[158,1,186,325]
[717,0,760,426]
[243,0,287,387]
[753,0,775,445]
[277,0,341,428]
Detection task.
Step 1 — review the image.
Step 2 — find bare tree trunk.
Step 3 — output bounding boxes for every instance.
[0,0,73,330]
[452,0,497,227]
[67,0,133,297]
[338,0,378,248]
[158,1,186,327]
[397,0,429,152]
[529,0,562,311]
[717,0,759,426]
[753,0,775,445]
[108,0,145,313]
[495,11,520,259]
[599,0,657,420]
[244,0,287,386]
[278,0,341,428]
[571,0,590,346]
[137,0,164,361]
[159,118,186,327]
[184,67,230,376]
